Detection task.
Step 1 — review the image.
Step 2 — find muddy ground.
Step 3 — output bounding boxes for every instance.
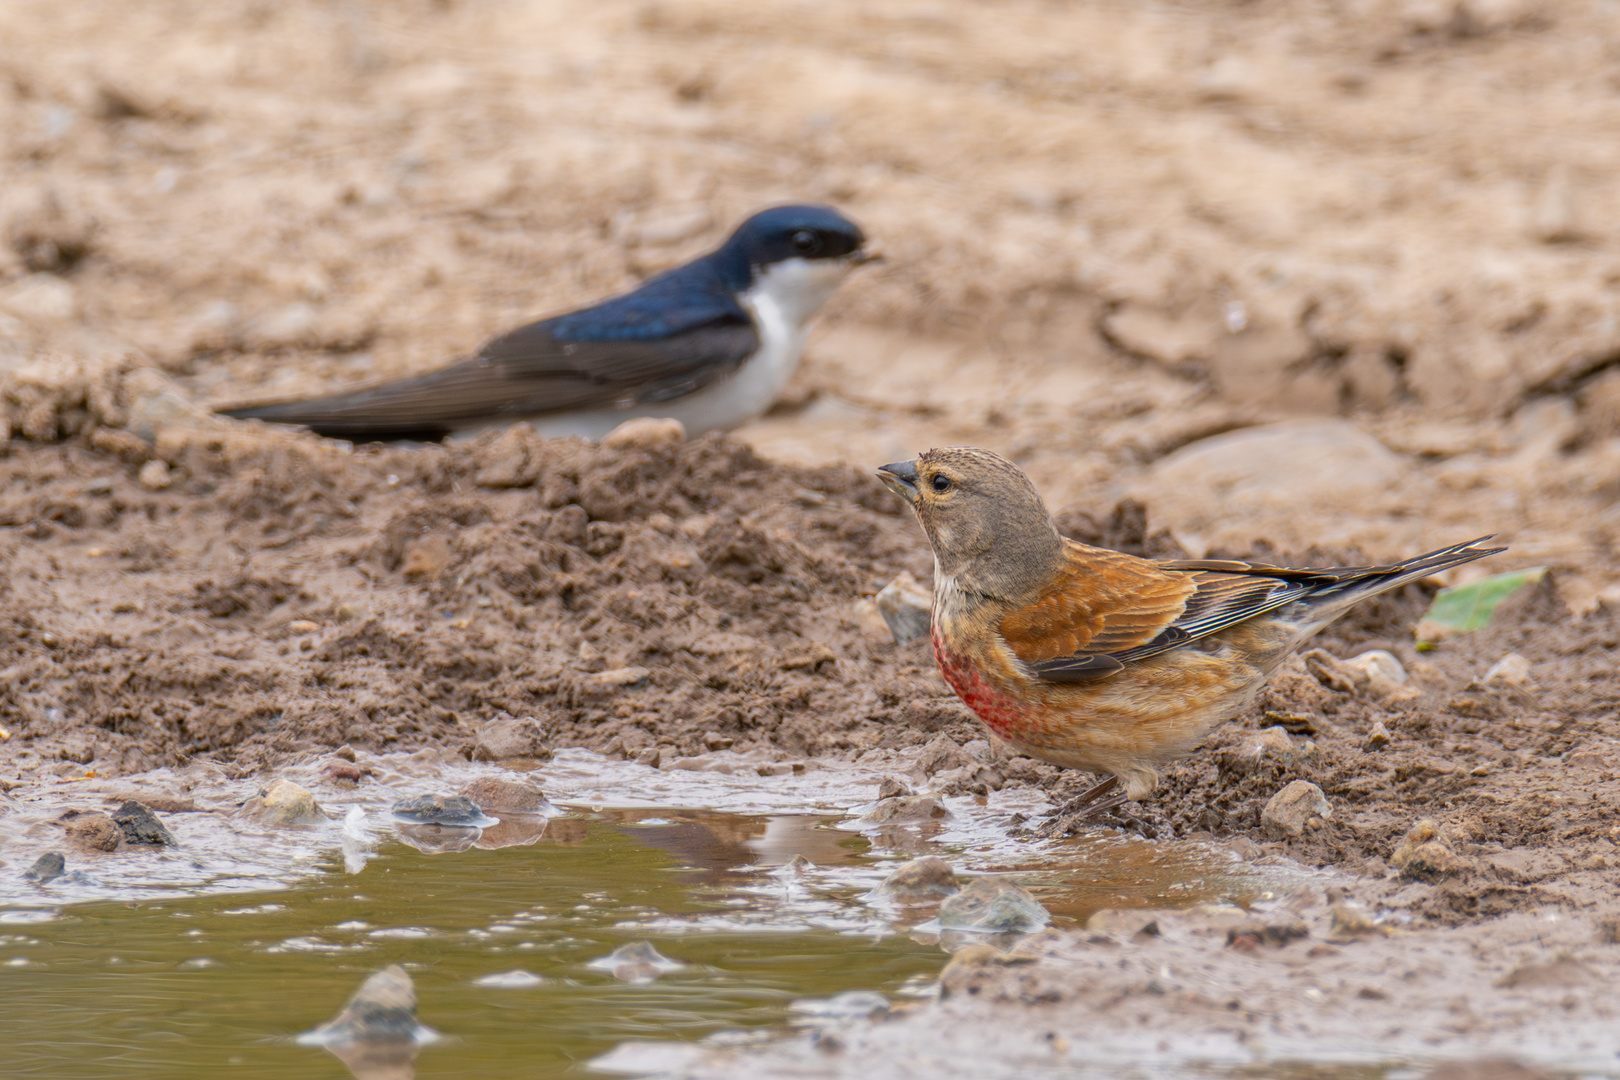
[0,422,1615,905]
[0,422,1616,1072]
[2,0,1619,1073]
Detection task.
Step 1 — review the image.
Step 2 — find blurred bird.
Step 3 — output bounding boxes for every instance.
[221,204,872,442]
[877,447,1503,805]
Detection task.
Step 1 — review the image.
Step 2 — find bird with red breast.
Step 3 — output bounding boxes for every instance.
[877,447,1503,807]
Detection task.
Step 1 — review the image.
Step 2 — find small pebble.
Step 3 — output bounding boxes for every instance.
[241,779,327,825]
[876,777,914,800]
[1328,899,1386,938]
[869,855,959,905]
[298,965,433,1047]
[473,970,545,989]
[457,777,555,816]
[112,801,176,846]
[603,417,685,449]
[64,811,122,852]
[1235,726,1305,766]
[854,794,949,826]
[938,878,1050,933]
[586,941,684,983]
[588,667,651,689]
[137,459,173,491]
[1261,780,1331,839]
[936,943,1035,1000]
[1341,649,1419,701]
[470,715,551,761]
[391,795,498,827]
[1391,819,1472,879]
[1482,653,1534,688]
[1363,721,1392,751]
[875,572,931,645]
[22,852,65,883]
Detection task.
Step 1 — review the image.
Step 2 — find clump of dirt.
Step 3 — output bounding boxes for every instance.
[0,427,961,778]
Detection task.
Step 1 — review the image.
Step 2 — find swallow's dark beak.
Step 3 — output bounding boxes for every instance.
[877,459,919,504]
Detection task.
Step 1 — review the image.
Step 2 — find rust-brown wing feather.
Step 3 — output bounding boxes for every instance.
[1000,542,1308,684]
[1001,535,1505,686]
[998,543,1197,681]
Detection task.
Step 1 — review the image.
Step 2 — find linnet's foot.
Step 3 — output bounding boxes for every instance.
[1058,774,1127,820]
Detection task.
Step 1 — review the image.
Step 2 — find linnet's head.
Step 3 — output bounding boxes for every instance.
[876,447,1064,588]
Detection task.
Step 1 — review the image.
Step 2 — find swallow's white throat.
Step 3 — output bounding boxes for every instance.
[742,254,858,332]
[511,255,857,441]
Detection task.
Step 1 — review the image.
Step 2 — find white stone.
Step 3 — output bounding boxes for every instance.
[137,459,172,491]
[876,571,932,645]
[1341,650,1420,702]
[241,778,327,825]
[603,416,686,449]
[1482,652,1533,687]
[1261,780,1331,839]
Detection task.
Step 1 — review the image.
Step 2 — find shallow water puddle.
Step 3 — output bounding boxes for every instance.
[0,751,1291,1079]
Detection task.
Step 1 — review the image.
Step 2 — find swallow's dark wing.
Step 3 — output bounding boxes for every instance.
[221,262,759,442]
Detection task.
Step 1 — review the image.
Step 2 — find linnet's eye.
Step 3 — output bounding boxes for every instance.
[790,229,821,254]
[930,474,952,493]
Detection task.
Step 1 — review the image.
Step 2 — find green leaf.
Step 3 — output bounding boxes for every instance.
[1415,567,1545,643]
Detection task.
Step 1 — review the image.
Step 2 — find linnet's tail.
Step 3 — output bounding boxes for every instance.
[1297,535,1506,615]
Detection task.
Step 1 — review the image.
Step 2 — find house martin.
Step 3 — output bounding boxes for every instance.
[220,204,872,442]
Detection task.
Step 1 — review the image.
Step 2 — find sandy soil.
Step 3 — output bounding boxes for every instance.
[2,0,1619,1072]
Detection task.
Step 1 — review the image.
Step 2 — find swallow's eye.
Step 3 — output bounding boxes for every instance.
[930,474,952,493]
[790,229,822,254]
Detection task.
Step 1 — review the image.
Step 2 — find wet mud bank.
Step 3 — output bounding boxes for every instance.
[659,903,1620,1079]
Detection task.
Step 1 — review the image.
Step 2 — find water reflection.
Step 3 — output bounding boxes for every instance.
[603,808,859,882]
[393,822,480,854]
[0,788,1293,1079]
[473,815,551,850]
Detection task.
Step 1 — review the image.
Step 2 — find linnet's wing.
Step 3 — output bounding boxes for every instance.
[1002,536,1503,684]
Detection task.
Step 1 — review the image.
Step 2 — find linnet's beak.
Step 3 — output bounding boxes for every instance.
[877,459,919,504]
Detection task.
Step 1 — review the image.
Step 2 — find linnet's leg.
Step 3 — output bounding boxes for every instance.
[1057,774,1126,819]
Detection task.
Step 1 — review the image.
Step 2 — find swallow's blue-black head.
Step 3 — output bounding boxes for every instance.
[710,204,870,292]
